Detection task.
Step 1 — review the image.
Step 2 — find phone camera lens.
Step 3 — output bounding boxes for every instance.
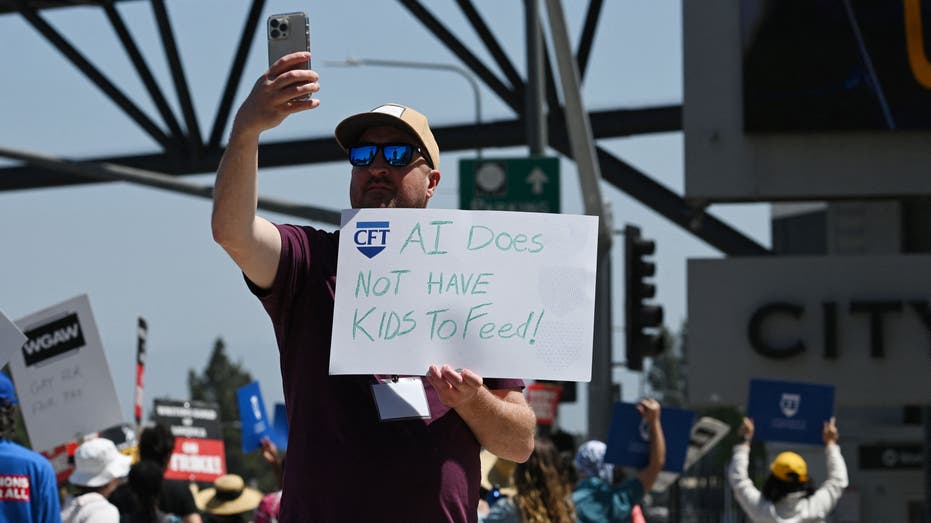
[270,18,279,28]
[279,23,288,32]
[270,29,280,39]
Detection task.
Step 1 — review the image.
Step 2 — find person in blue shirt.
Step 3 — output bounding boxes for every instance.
[0,371,61,522]
[573,399,665,523]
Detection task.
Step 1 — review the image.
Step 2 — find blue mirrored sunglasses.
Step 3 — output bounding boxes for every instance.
[348,143,423,167]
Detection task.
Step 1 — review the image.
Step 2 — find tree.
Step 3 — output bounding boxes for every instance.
[188,337,278,492]
[645,324,687,407]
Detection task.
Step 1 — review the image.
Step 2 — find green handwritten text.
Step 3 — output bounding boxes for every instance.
[426,272,493,295]
[352,307,417,341]
[467,225,544,253]
[355,269,411,298]
[424,305,545,345]
[400,221,453,255]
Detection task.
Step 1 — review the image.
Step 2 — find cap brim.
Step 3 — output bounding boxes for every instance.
[69,452,131,487]
[107,452,132,480]
[335,112,414,150]
[68,469,103,487]
[335,112,434,168]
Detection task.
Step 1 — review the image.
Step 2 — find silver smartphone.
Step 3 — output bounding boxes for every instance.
[267,12,311,98]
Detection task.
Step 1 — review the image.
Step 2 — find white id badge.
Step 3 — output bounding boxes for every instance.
[371,377,431,421]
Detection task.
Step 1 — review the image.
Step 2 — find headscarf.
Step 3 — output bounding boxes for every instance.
[574,440,614,483]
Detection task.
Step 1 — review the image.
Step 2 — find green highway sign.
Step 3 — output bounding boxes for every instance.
[459,157,560,213]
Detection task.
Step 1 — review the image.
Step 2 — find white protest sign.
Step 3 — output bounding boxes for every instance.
[10,295,124,451]
[330,208,598,380]
[0,309,26,368]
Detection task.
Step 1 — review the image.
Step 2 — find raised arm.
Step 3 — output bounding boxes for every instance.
[212,52,319,288]
[807,417,849,516]
[727,417,765,515]
[426,365,535,462]
[260,437,284,490]
[636,398,666,491]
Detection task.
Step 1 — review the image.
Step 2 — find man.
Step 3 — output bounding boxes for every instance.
[0,371,60,522]
[728,417,848,522]
[211,51,535,523]
[572,399,665,523]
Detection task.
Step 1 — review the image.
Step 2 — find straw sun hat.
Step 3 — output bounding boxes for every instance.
[195,474,263,516]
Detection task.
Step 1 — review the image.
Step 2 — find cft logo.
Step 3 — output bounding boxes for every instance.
[638,419,651,442]
[354,221,390,259]
[780,393,800,418]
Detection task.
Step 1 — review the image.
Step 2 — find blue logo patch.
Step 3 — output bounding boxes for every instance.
[354,221,390,258]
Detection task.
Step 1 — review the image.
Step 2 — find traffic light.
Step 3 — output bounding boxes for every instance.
[624,224,664,371]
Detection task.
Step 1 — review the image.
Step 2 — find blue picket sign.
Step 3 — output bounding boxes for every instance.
[604,402,695,473]
[236,381,271,453]
[747,378,835,445]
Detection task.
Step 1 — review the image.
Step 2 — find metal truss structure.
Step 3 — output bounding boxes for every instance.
[0,0,770,256]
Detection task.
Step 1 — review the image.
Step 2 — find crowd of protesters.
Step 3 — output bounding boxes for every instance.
[0,371,275,523]
[0,365,664,523]
[0,365,849,523]
[479,398,664,523]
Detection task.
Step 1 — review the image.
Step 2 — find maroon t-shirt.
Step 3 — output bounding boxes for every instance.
[248,224,524,523]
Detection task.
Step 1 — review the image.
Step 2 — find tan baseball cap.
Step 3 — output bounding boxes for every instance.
[335,103,440,170]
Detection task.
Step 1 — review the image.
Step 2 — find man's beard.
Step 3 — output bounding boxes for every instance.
[358,188,426,209]
[360,188,397,208]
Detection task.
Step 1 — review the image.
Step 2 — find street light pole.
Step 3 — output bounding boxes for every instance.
[525,0,547,156]
[325,57,482,158]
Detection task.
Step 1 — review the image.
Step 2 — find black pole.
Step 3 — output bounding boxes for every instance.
[925,406,930,523]
[587,248,613,440]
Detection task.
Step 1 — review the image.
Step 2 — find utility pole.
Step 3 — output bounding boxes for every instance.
[543,0,614,440]
[525,0,547,156]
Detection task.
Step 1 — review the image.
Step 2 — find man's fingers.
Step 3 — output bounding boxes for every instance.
[269,51,312,78]
[424,375,440,390]
[460,368,483,388]
[424,374,448,395]
[439,365,464,386]
[288,98,320,111]
[269,69,319,92]
[272,81,319,104]
[426,365,451,390]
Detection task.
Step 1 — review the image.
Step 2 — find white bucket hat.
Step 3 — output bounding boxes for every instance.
[69,437,132,488]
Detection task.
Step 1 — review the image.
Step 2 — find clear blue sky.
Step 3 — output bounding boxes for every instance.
[0,0,769,437]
